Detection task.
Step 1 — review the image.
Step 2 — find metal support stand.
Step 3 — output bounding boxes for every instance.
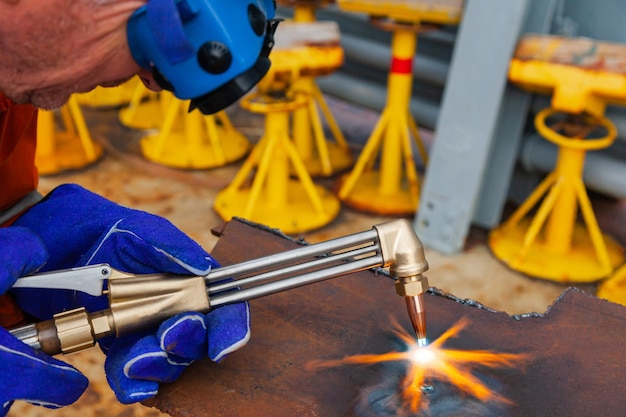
[598,265,626,306]
[490,34,626,282]
[36,96,103,175]
[138,92,250,169]
[489,110,623,282]
[336,0,461,216]
[117,82,162,131]
[214,92,340,233]
[290,1,353,177]
[274,2,353,176]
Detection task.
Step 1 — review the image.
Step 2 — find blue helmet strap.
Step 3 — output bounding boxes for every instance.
[146,0,195,65]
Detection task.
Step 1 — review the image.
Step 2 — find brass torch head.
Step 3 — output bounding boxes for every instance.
[374,219,430,345]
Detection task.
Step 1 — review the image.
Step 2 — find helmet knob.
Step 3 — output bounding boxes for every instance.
[197,41,233,74]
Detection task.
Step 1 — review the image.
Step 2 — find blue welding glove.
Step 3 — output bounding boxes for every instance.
[104,304,249,403]
[0,226,88,416]
[11,184,250,404]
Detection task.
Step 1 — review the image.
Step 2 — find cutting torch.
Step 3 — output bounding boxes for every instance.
[10,219,430,355]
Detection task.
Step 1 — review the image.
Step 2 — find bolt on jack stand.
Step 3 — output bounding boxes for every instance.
[137,91,250,169]
[335,1,460,215]
[214,91,340,234]
[276,0,353,177]
[489,35,626,283]
[36,95,103,175]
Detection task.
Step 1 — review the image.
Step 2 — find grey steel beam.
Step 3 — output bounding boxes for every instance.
[472,0,561,229]
[415,0,533,254]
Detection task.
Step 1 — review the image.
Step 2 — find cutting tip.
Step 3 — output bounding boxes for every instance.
[416,337,428,347]
[406,295,428,344]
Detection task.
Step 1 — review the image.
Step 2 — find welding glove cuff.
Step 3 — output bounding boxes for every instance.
[0,328,88,415]
[0,226,87,415]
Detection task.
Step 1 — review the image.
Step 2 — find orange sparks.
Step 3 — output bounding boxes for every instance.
[308,318,529,413]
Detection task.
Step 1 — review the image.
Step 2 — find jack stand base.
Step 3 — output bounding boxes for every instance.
[214,183,340,235]
[597,264,626,306]
[36,99,103,175]
[300,141,354,178]
[131,90,250,169]
[489,220,624,283]
[336,171,419,216]
[215,91,340,234]
[36,133,103,175]
[118,92,162,131]
[139,112,250,170]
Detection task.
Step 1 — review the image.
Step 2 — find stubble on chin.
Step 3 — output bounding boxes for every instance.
[31,96,71,110]
[22,87,74,110]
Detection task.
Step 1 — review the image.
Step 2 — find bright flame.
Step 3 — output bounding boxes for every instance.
[308,318,528,413]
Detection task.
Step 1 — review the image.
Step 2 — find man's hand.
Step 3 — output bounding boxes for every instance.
[0,227,88,416]
[11,184,250,404]
[105,304,249,403]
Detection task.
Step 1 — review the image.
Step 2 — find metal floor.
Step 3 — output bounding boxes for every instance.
[8,99,624,417]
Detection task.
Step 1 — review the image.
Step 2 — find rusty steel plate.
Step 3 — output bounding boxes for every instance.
[145,219,626,417]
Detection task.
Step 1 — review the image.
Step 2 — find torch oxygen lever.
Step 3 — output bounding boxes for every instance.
[10,219,430,356]
[12,264,137,296]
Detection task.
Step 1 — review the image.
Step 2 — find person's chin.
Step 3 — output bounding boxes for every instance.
[30,92,71,110]
[99,77,133,89]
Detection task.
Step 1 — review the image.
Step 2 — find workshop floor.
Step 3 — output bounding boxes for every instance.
[8,97,625,417]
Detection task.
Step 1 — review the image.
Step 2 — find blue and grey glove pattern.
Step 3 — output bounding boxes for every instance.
[0,226,88,416]
[11,184,250,404]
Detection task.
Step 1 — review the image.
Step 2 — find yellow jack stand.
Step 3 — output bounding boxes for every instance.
[289,69,353,177]
[335,1,462,215]
[214,91,340,234]
[118,83,163,131]
[76,77,141,109]
[36,95,103,175]
[276,0,353,177]
[267,12,352,177]
[598,265,626,306]
[138,92,250,169]
[489,110,623,282]
[490,35,626,282]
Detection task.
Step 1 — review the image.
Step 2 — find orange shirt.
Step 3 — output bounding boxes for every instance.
[0,92,39,327]
[0,92,39,215]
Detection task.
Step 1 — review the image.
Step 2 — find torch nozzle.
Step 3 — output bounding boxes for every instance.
[394,275,429,346]
[406,293,428,346]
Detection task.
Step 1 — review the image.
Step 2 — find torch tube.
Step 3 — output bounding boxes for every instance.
[406,294,428,346]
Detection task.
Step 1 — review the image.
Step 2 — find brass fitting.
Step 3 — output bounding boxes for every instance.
[54,308,114,354]
[395,275,429,297]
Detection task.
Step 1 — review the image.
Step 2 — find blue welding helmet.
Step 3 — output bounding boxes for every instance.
[127,0,278,114]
